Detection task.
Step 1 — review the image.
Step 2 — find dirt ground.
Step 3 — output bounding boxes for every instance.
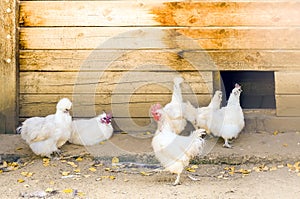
[0,132,299,199]
[0,157,299,199]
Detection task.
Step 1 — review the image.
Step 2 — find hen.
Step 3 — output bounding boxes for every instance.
[184,90,222,132]
[17,98,72,157]
[208,84,245,148]
[151,104,205,185]
[162,77,187,134]
[69,112,113,146]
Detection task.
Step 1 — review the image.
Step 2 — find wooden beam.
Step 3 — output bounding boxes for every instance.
[19,27,300,50]
[20,50,300,72]
[275,72,300,94]
[0,0,18,133]
[19,1,300,27]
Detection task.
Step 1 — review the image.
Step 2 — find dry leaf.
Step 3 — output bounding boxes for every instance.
[99,141,106,145]
[49,181,55,185]
[21,172,34,177]
[124,179,129,182]
[186,168,196,173]
[89,167,97,172]
[75,157,83,162]
[61,171,70,176]
[17,179,25,183]
[74,169,81,173]
[15,147,23,151]
[273,131,279,135]
[43,158,50,167]
[62,189,73,194]
[67,162,78,168]
[283,143,288,147]
[109,175,116,180]
[140,171,151,176]
[191,165,199,169]
[105,168,111,171]
[0,170,3,174]
[112,157,119,164]
[45,188,53,192]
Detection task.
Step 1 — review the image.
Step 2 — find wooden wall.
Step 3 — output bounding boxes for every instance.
[18,0,300,132]
[0,0,18,134]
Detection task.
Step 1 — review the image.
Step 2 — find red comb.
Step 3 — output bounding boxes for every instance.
[150,104,162,113]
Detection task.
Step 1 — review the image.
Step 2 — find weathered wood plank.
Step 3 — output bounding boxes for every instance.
[20,50,300,71]
[19,94,211,118]
[276,95,300,116]
[275,72,300,94]
[19,71,212,94]
[19,1,300,27]
[0,0,17,134]
[20,27,300,50]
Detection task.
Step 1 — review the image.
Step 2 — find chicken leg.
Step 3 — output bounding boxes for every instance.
[223,139,232,148]
[173,173,181,186]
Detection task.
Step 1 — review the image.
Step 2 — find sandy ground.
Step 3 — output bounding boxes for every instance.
[0,156,299,199]
[0,132,299,199]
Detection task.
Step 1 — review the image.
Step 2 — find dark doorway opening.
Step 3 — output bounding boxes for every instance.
[220,71,276,109]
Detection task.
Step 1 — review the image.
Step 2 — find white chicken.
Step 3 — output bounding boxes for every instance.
[162,77,186,134]
[208,84,245,148]
[69,112,113,146]
[184,90,222,132]
[17,98,72,158]
[151,104,205,185]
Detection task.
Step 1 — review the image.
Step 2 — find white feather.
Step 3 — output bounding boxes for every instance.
[19,98,72,157]
[151,108,205,185]
[208,85,245,148]
[162,77,187,134]
[69,112,113,146]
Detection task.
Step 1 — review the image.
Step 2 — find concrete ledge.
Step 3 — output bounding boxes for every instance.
[1,131,299,165]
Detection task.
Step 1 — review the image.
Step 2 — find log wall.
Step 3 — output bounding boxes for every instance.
[17,0,300,132]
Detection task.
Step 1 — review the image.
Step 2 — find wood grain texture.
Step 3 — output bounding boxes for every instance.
[20,50,300,72]
[0,0,18,133]
[19,94,211,118]
[275,72,300,94]
[19,71,212,94]
[276,95,300,116]
[19,27,300,50]
[19,1,300,27]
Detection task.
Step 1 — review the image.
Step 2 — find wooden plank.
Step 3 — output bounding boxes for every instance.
[0,0,17,134]
[276,95,300,116]
[275,72,300,94]
[19,27,300,50]
[19,94,211,118]
[19,71,213,94]
[19,1,300,27]
[20,50,300,71]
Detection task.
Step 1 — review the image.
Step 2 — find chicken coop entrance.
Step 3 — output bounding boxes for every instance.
[219,71,276,109]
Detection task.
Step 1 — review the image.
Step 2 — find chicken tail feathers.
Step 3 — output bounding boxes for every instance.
[171,77,184,104]
[183,101,197,124]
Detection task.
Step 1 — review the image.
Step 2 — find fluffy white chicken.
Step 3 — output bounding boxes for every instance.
[69,112,113,146]
[17,98,72,158]
[151,104,205,185]
[184,90,222,132]
[162,77,187,134]
[208,84,245,148]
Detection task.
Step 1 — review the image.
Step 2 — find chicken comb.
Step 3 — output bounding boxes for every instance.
[150,104,162,114]
[235,83,241,88]
[106,112,113,119]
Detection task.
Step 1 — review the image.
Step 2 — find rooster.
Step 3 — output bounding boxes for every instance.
[17,98,73,158]
[162,77,186,134]
[208,84,244,148]
[184,90,222,132]
[151,104,205,185]
[69,112,113,146]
